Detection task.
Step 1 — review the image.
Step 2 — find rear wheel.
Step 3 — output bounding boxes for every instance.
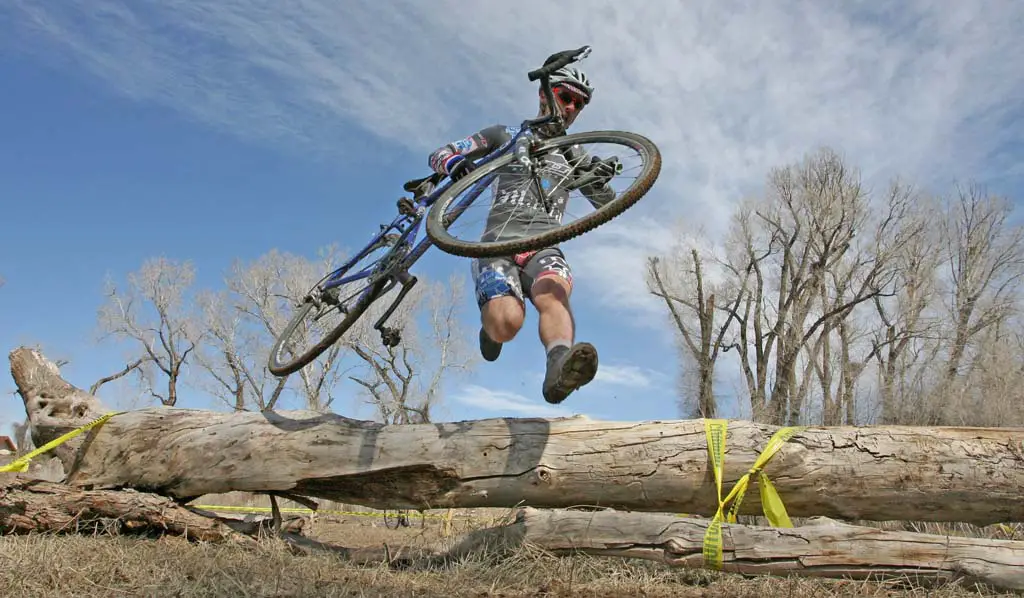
[267,235,403,376]
[425,130,661,258]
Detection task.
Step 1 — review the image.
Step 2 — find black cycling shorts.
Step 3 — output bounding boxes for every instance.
[470,247,573,308]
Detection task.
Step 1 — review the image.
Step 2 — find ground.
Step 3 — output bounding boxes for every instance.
[0,509,1017,597]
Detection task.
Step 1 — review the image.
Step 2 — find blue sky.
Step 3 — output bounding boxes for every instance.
[2,1,1023,434]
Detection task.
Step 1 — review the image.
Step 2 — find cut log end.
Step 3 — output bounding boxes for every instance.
[9,348,112,472]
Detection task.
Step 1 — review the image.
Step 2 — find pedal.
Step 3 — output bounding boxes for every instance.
[379,326,402,347]
[320,286,341,306]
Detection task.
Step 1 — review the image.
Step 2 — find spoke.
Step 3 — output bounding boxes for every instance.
[439,138,652,245]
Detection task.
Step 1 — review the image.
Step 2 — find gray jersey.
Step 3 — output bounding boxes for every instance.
[428,124,614,244]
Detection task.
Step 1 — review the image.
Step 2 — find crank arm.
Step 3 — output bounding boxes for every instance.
[372,273,418,332]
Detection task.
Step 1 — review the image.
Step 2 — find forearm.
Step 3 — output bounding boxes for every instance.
[429,132,491,175]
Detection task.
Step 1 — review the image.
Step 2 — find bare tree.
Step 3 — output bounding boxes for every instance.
[799,288,873,426]
[646,242,747,418]
[796,180,929,425]
[663,149,922,425]
[717,149,881,423]
[861,190,946,423]
[716,204,776,421]
[875,184,1024,427]
[943,320,1024,426]
[940,184,1024,382]
[97,257,200,406]
[192,289,287,412]
[223,247,351,412]
[649,154,1024,429]
[346,274,474,424]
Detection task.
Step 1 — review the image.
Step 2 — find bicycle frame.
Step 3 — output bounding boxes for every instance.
[319,124,533,295]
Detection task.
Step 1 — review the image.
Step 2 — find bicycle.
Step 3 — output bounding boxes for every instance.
[383,509,411,529]
[267,45,662,376]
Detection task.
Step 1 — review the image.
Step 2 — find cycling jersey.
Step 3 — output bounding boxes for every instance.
[428,125,615,243]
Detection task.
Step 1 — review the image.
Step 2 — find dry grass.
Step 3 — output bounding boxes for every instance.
[0,513,1019,598]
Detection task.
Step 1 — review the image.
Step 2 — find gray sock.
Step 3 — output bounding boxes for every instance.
[545,339,572,355]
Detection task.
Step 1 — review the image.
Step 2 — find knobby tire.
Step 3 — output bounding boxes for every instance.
[424,130,661,258]
[267,278,388,377]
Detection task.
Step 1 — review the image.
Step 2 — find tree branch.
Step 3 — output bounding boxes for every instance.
[89,357,148,395]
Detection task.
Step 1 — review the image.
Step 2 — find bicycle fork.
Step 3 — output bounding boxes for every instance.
[373,270,418,347]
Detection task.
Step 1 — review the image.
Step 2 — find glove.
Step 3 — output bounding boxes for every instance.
[589,155,610,181]
[583,155,618,186]
[445,155,477,181]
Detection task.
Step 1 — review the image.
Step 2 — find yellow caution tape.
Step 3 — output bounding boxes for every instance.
[700,419,806,570]
[701,419,728,568]
[193,504,433,519]
[0,411,123,473]
[192,504,479,520]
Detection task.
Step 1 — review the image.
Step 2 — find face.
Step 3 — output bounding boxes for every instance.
[541,85,589,128]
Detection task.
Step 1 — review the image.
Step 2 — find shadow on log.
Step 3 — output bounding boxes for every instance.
[9,345,1024,527]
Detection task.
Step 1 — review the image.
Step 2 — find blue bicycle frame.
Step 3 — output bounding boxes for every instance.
[318,124,534,299]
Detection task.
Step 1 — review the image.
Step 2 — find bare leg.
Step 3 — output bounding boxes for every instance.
[529,276,574,350]
[530,276,598,404]
[480,296,525,343]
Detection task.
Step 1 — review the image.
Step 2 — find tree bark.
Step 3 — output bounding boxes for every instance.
[10,346,1024,526]
[509,508,1024,592]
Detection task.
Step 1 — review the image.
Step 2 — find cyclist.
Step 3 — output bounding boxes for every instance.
[426,57,618,405]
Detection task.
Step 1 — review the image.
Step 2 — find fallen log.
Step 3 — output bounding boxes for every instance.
[0,472,254,544]
[0,474,399,564]
[10,346,1024,525]
[490,508,1024,592]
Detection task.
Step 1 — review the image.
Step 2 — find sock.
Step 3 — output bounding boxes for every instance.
[545,339,572,356]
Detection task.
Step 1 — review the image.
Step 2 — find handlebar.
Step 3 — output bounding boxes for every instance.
[527,46,591,82]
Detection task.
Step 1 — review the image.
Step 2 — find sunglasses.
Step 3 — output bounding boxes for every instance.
[554,87,588,109]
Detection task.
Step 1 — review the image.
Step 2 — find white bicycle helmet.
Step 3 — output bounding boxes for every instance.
[548,66,594,102]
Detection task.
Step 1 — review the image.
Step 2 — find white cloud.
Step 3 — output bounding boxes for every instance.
[6,0,1023,315]
[563,212,688,329]
[451,384,579,418]
[593,363,657,388]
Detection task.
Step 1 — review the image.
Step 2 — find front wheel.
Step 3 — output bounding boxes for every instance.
[425,130,661,258]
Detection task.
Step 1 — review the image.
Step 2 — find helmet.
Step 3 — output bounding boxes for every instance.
[548,67,594,102]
